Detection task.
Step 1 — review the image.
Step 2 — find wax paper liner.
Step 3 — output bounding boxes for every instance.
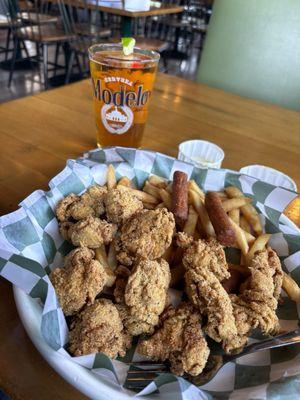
[1,147,300,400]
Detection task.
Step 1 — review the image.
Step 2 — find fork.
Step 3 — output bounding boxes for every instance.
[125,328,300,390]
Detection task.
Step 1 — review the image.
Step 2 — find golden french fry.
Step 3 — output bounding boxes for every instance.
[240,215,252,233]
[155,202,165,209]
[95,245,109,268]
[246,234,271,264]
[217,191,228,200]
[107,164,117,190]
[193,229,200,240]
[225,186,262,235]
[188,180,205,201]
[222,197,252,213]
[170,264,185,287]
[95,245,116,286]
[282,272,300,302]
[183,206,198,236]
[148,175,167,189]
[143,181,161,200]
[243,230,256,244]
[120,186,159,204]
[143,202,156,210]
[117,176,131,187]
[166,182,173,194]
[240,253,247,266]
[228,208,240,225]
[159,188,172,209]
[108,242,117,270]
[189,190,215,237]
[229,218,249,255]
[229,263,250,277]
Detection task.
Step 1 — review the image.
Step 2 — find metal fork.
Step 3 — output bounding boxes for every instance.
[125,328,300,390]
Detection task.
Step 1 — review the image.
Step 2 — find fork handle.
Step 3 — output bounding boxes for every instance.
[225,328,300,362]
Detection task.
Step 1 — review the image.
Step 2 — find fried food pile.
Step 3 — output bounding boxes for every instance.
[49,165,290,379]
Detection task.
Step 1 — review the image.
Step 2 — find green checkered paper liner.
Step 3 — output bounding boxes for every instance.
[0,147,300,400]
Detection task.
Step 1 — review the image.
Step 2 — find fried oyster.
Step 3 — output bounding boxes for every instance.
[69,298,131,358]
[121,258,170,335]
[116,208,175,266]
[106,187,143,225]
[60,216,117,248]
[178,233,237,345]
[137,303,210,376]
[224,248,283,352]
[50,247,115,316]
[56,185,107,222]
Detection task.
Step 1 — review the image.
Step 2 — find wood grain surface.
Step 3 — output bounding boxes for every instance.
[0,73,299,399]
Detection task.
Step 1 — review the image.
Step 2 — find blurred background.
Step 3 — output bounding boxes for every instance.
[0,0,213,103]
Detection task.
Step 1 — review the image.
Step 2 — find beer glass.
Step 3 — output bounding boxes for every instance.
[89,44,160,148]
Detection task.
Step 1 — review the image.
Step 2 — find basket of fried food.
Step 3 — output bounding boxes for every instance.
[50,165,300,380]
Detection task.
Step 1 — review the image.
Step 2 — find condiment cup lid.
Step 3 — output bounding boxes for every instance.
[178,140,225,169]
[239,165,297,191]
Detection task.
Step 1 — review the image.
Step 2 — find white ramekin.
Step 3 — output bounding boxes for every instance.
[178,140,225,169]
[239,165,297,191]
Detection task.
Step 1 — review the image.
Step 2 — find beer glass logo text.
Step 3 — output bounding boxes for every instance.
[92,78,152,108]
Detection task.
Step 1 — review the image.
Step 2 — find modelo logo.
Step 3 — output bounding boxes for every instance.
[92,78,151,108]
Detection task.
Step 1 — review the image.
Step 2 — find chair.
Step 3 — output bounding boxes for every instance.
[7,0,75,89]
[131,15,171,71]
[197,0,300,111]
[0,0,13,60]
[59,0,112,84]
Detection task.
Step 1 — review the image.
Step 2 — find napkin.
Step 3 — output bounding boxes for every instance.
[0,147,300,400]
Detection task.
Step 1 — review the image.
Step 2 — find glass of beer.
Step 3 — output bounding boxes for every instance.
[88,43,160,148]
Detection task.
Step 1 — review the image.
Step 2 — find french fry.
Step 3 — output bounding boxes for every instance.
[246,234,271,264]
[108,242,117,270]
[225,186,262,235]
[222,197,252,213]
[170,264,185,287]
[183,206,198,236]
[117,176,131,187]
[228,208,240,225]
[155,202,165,209]
[282,272,300,302]
[159,188,172,209]
[121,186,159,204]
[189,190,215,237]
[222,269,244,294]
[148,175,167,189]
[229,218,249,255]
[95,245,109,268]
[143,181,161,200]
[193,229,200,240]
[107,164,117,190]
[95,245,115,286]
[243,230,256,244]
[240,215,252,233]
[166,182,173,194]
[188,180,205,201]
[143,202,156,210]
[240,253,247,266]
[229,263,250,277]
[217,191,228,200]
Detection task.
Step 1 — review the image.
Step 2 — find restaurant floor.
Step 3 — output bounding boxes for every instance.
[0,31,201,103]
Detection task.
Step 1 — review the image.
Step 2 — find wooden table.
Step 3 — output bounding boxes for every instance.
[48,1,184,36]
[0,74,300,400]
